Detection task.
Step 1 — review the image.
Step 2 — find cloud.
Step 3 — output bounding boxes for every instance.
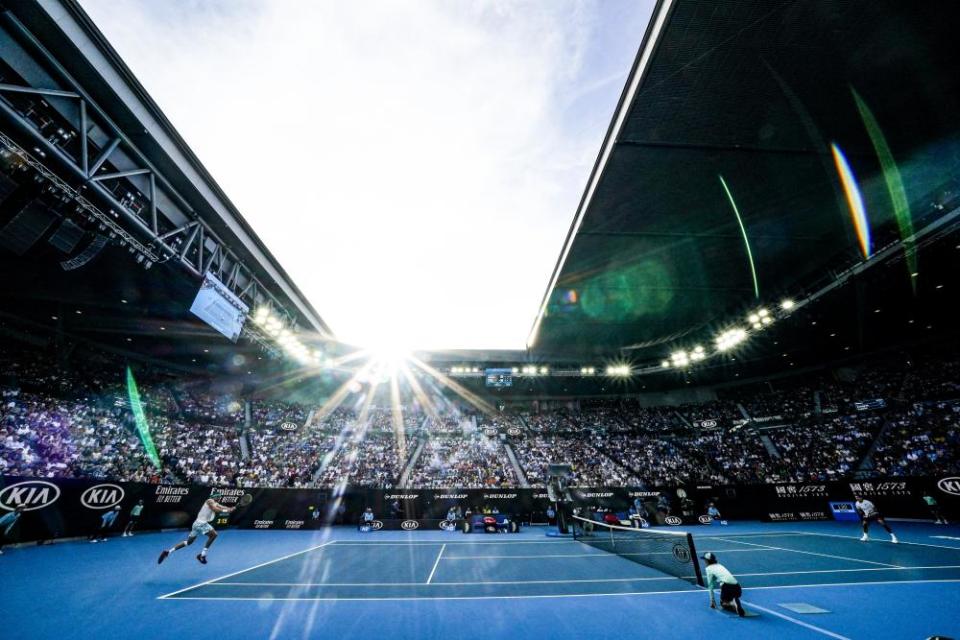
[80,0,650,350]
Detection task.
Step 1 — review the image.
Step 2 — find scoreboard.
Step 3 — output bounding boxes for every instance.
[189,271,248,342]
[485,368,513,387]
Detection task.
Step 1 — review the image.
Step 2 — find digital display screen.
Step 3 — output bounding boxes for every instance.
[485,368,513,387]
[189,272,249,343]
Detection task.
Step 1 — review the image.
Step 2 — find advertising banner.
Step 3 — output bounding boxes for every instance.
[1,475,955,544]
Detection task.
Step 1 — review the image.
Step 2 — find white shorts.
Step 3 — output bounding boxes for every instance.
[189,520,215,538]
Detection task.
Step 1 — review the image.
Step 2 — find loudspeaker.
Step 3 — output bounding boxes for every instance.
[60,234,107,271]
[0,170,16,203]
[48,218,85,253]
[0,199,57,255]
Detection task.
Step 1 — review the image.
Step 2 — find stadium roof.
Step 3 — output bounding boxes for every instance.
[0,0,330,337]
[529,0,960,363]
[2,0,959,390]
[0,0,340,374]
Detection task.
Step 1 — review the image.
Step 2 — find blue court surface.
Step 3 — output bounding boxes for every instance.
[2,520,959,639]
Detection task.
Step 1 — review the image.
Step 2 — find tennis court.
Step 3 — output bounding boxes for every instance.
[159,529,960,601]
[4,520,960,639]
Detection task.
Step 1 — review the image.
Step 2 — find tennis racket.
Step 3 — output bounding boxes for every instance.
[225,493,253,515]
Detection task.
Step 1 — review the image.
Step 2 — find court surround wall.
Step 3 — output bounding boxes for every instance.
[0,475,957,543]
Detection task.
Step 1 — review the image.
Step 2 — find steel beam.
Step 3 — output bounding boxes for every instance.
[90,167,150,182]
[0,93,294,320]
[157,221,195,241]
[0,9,326,335]
[0,82,79,98]
[78,98,88,175]
[148,171,157,233]
[87,136,119,177]
[179,222,200,260]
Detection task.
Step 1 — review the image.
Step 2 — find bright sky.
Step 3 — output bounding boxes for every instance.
[82,0,653,351]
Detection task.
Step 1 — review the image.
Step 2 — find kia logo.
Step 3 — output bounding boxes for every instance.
[280,422,298,432]
[507,427,521,436]
[672,543,691,563]
[401,520,420,530]
[81,484,125,510]
[370,520,384,530]
[701,419,717,428]
[0,480,61,512]
[439,520,457,531]
[698,515,712,524]
[665,516,682,526]
[938,477,960,496]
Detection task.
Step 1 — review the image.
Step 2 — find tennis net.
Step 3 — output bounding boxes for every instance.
[571,515,704,586]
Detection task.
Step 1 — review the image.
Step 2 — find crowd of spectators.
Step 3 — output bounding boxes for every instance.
[3,341,960,489]
[406,433,518,488]
[762,413,883,482]
[511,411,642,487]
[314,408,419,489]
[1,389,176,482]
[870,401,960,477]
[677,399,743,425]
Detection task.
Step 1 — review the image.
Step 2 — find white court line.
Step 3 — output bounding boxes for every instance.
[426,544,446,584]
[157,539,336,599]
[795,531,960,552]
[698,554,852,639]
[743,578,960,592]
[714,536,903,568]
[696,532,809,538]
[210,564,960,588]
[159,587,696,602]
[158,578,960,602]
[327,540,576,546]
[442,553,610,560]
[743,601,850,640]
[441,548,775,560]
[732,564,960,579]
[217,576,680,586]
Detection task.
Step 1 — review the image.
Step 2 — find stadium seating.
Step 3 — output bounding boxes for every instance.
[3,343,959,488]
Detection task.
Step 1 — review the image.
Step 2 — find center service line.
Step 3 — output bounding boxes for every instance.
[426,543,447,585]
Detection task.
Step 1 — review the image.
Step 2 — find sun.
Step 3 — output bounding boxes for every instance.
[367,343,412,377]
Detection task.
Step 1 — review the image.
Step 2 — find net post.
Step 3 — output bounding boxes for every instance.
[685,532,704,587]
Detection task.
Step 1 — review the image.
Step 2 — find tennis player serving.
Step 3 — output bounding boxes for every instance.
[854,494,898,543]
[157,491,235,565]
